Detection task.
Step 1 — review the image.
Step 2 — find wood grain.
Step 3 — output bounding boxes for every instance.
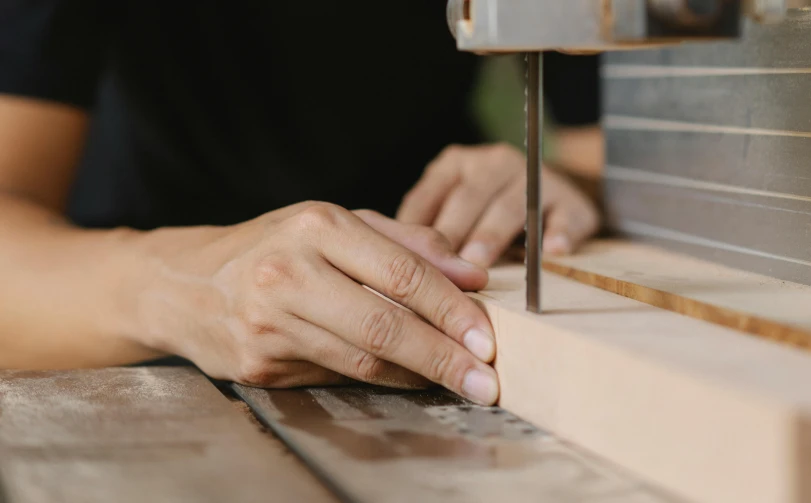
[471,265,811,503]
[0,367,335,503]
[544,239,811,350]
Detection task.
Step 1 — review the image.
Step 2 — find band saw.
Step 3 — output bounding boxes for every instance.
[447,0,792,313]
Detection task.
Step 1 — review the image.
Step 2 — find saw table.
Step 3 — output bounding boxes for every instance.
[0,366,684,503]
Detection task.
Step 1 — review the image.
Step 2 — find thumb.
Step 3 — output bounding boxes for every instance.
[353,209,489,292]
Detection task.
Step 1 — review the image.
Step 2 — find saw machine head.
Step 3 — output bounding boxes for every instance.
[446,0,788,52]
[444,0,790,314]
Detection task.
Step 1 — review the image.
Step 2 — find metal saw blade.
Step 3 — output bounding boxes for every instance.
[525,52,543,314]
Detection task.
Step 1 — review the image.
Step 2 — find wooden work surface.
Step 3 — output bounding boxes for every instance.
[0,367,335,503]
[545,239,811,350]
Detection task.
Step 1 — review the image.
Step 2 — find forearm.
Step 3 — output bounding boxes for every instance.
[0,193,164,369]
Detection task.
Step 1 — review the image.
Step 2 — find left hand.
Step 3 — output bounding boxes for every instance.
[397,143,600,267]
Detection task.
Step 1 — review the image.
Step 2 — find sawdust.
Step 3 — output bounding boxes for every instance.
[228,398,266,432]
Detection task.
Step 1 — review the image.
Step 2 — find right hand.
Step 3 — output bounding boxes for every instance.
[135,202,500,405]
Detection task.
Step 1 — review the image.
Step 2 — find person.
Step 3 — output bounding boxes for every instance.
[0,1,602,405]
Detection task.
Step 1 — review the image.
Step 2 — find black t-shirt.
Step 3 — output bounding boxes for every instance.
[0,1,600,229]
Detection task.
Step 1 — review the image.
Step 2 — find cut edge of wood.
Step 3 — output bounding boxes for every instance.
[471,269,811,503]
[542,259,811,353]
[799,413,811,503]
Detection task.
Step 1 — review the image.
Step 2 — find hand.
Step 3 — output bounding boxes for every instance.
[397,143,601,267]
[135,202,500,405]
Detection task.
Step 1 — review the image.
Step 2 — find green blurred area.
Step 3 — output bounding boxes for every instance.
[470,55,553,158]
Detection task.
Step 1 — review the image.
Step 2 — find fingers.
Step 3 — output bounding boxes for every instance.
[291,265,499,405]
[432,184,493,251]
[319,211,496,363]
[459,176,527,267]
[541,171,601,256]
[286,316,431,389]
[355,209,488,292]
[397,145,518,243]
[236,359,351,389]
[396,154,461,225]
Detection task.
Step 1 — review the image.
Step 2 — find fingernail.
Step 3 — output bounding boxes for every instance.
[460,242,491,267]
[463,328,496,362]
[544,235,571,255]
[462,368,500,405]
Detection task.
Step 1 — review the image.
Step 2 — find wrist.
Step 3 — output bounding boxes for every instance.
[112,223,235,358]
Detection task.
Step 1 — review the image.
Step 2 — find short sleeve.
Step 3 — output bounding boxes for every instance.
[0,0,108,108]
[543,52,601,126]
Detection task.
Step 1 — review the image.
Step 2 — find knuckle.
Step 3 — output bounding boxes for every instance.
[431,295,459,334]
[236,359,285,388]
[381,253,427,302]
[293,200,321,212]
[242,306,279,336]
[489,143,523,169]
[253,256,295,289]
[293,202,343,232]
[491,142,517,159]
[442,144,463,157]
[492,142,515,155]
[425,347,456,384]
[347,349,386,382]
[353,208,376,220]
[359,307,405,354]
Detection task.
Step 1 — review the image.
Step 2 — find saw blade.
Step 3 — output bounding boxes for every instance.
[525,52,543,314]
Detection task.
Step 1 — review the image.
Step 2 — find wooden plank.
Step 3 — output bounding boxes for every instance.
[544,239,811,349]
[469,266,811,503]
[0,367,336,503]
[234,385,683,503]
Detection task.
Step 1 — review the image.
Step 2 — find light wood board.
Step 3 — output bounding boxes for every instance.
[470,266,811,503]
[544,239,811,350]
[0,367,335,503]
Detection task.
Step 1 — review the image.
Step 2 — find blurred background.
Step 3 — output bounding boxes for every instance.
[472,55,555,159]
